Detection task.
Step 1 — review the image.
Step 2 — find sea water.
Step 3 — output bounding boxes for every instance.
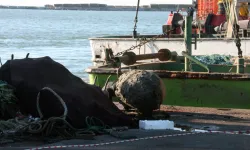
[0,9,170,81]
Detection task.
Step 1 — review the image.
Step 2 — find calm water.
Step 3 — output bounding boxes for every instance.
[0,9,170,79]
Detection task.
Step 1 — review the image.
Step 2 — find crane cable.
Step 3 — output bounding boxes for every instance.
[133,0,140,38]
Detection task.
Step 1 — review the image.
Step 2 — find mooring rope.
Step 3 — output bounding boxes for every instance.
[0,85,132,145]
[36,87,68,120]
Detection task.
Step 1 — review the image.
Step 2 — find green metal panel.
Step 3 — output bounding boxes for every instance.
[162,79,250,109]
[89,73,250,109]
[89,74,118,87]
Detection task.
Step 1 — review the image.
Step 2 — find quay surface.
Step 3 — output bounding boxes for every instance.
[2,106,250,150]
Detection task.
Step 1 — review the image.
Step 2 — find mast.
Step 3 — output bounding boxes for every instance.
[226,0,238,38]
[226,0,250,38]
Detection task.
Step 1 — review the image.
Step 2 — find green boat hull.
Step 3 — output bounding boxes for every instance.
[88,71,250,109]
[86,13,250,109]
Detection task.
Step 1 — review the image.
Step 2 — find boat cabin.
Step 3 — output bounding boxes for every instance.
[164,0,250,38]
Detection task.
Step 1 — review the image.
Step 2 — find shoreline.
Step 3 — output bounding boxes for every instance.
[0,8,175,12]
[0,3,192,12]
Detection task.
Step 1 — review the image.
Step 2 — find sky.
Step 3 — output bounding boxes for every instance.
[0,0,193,6]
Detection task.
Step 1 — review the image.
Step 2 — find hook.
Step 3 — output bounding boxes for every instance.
[26,53,30,58]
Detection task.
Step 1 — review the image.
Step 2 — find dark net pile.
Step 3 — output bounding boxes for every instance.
[0,56,134,129]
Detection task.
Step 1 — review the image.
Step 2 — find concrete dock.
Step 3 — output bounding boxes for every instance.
[2,106,250,150]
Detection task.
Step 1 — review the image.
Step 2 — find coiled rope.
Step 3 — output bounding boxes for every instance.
[0,86,132,145]
[36,87,68,120]
[0,87,108,142]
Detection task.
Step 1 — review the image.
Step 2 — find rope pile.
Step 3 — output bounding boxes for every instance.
[0,86,118,145]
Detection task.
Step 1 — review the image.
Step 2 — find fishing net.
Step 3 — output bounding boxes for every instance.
[0,56,134,129]
[194,55,233,65]
[0,81,19,120]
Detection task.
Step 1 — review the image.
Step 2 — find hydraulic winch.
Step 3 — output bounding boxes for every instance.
[104,48,178,67]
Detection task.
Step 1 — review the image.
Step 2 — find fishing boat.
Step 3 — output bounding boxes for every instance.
[89,0,250,67]
[86,0,250,110]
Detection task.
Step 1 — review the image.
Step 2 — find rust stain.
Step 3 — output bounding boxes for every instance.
[87,68,250,81]
[155,71,250,80]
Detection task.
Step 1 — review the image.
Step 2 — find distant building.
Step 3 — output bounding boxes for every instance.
[81,4,89,8]
[45,4,55,9]
[52,3,193,11]
[53,3,107,10]
[0,5,8,8]
[141,5,151,11]
[112,6,136,11]
[54,4,63,9]
[142,5,150,8]
[150,4,160,9]
[150,4,192,11]
[0,3,194,11]
[99,4,107,8]
[8,6,18,9]
[54,4,63,7]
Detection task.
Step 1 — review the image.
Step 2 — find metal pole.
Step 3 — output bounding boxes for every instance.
[133,0,140,38]
[237,58,245,73]
[184,14,193,71]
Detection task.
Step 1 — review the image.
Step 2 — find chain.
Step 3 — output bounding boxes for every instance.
[233,24,243,58]
[115,29,174,57]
